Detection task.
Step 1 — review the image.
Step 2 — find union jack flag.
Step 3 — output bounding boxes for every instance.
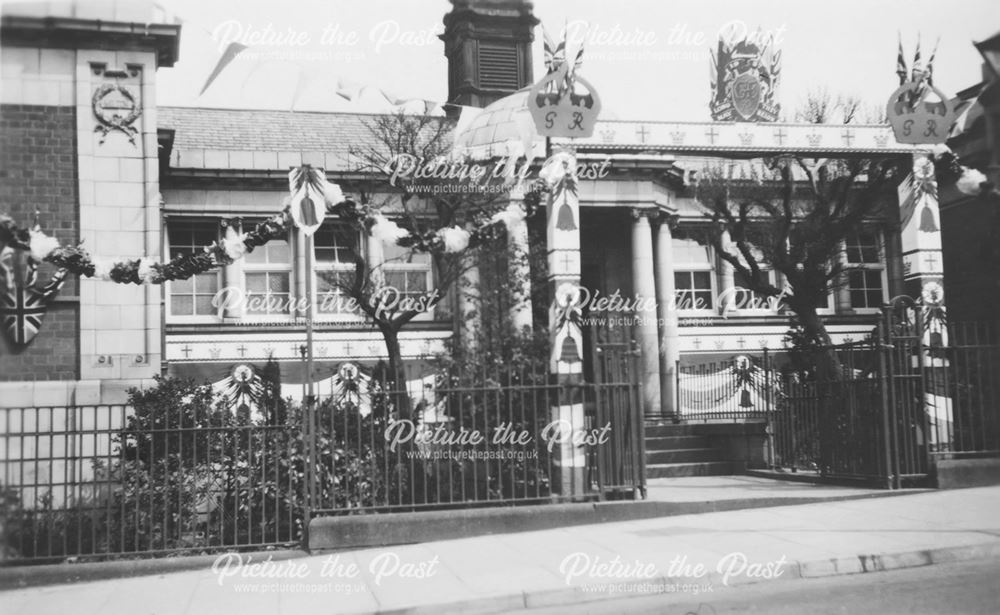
[0,254,67,346]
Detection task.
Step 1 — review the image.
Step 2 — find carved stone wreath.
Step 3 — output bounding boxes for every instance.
[92,84,142,145]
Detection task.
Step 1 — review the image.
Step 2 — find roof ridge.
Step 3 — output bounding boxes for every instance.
[157,105,444,120]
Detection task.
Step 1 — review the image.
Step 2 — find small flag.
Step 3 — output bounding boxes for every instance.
[926,37,940,85]
[896,33,908,85]
[199,42,248,96]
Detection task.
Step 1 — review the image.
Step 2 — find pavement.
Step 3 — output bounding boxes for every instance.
[1,483,999,615]
[642,475,908,503]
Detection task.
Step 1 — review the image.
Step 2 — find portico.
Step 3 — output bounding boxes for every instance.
[561,119,931,420]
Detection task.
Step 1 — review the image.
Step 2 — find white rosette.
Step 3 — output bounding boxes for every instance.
[28,229,60,261]
[438,226,470,253]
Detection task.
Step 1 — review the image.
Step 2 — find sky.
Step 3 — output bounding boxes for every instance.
[155,0,1000,121]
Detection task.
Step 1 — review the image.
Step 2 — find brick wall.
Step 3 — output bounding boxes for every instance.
[942,197,1000,328]
[0,104,79,380]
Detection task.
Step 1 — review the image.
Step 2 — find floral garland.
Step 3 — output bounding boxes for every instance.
[930,144,996,198]
[0,178,547,286]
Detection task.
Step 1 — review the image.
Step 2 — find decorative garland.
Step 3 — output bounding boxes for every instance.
[0,174,547,286]
[930,144,996,198]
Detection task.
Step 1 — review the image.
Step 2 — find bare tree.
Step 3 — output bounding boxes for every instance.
[321,111,533,408]
[796,88,870,125]
[694,155,907,378]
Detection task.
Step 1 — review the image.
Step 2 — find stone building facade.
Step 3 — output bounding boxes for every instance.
[0,1,179,407]
[0,0,929,421]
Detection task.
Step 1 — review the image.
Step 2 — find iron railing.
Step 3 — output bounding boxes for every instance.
[305,347,643,515]
[0,403,301,564]
[1,344,644,564]
[676,354,772,422]
[765,319,1000,488]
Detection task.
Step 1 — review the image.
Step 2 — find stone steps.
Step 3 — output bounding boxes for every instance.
[644,422,751,479]
[646,461,744,478]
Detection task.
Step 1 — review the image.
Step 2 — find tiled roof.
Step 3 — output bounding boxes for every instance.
[158,107,450,172]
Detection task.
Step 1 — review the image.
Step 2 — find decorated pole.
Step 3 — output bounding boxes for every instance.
[885,37,955,451]
[529,30,601,497]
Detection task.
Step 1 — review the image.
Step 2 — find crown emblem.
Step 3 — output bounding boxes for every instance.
[669,130,686,145]
[738,131,754,146]
[600,129,616,143]
[529,34,602,139]
[208,346,221,359]
[806,132,822,147]
[874,133,889,147]
[886,81,956,145]
[886,38,957,145]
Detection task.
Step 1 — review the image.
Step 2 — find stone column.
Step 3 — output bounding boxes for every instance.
[456,255,481,348]
[631,209,661,419]
[834,239,851,312]
[221,220,244,320]
[718,229,736,315]
[77,52,162,388]
[507,198,534,335]
[655,214,680,420]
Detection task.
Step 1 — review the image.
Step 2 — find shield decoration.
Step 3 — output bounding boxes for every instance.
[731,72,762,121]
[288,167,326,237]
[0,259,65,346]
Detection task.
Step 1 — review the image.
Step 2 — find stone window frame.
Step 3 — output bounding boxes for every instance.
[672,235,717,315]
[312,219,365,321]
[844,228,888,312]
[165,217,223,323]
[241,219,294,321]
[379,232,436,322]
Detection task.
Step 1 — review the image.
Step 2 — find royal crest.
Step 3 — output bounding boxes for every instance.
[92,83,142,145]
[710,30,781,122]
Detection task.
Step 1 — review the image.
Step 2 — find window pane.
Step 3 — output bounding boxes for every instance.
[386,272,407,290]
[244,246,266,264]
[168,220,217,258]
[267,240,290,263]
[194,273,219,293]
[407,271,429,293]
[269,273,290,293]
[674,272,691,290]
[384,241,431,265]
[246,273,267,293]
[692,271,712,290]
[195,296,216,315]
[847,231,881,264]
[172,277,193,294]
[171,296,193,315]
[674,289,694,308]
[672,238,711,265]
[315,222,359,265]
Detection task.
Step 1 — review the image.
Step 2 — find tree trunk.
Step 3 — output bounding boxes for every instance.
[379,323,412,419]
[789,301,844,476]
[790,302,842,382]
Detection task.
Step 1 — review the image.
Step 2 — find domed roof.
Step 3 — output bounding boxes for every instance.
[452,87,617,159]
[452,87,539,159]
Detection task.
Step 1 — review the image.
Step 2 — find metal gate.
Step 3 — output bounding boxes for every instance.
[769,301,999,488]
[586,331,645,498]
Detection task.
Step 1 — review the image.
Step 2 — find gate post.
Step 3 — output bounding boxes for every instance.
[898,153,952,453]
[543,150,586,498]
[876,320,896,489]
